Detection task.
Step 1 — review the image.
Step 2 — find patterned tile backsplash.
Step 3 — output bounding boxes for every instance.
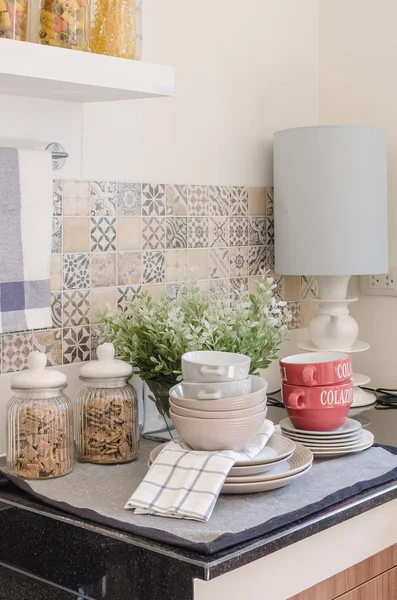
[0,181,314,373]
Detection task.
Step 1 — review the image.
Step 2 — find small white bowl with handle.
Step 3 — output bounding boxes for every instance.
[180,378,251,400]
[182,351,251,383]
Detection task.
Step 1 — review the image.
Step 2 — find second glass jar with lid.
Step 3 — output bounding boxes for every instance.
[37,0,90,50]
[90,0,141,59]
[76,342,139,464]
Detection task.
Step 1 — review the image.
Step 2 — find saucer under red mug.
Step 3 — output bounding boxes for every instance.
[280,352,352,387]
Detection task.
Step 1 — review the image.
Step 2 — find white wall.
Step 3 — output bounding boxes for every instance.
[0,0,319,455]
[82,0,319,184]
[319,0,397,387]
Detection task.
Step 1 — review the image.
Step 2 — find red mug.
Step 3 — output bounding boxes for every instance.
[280,352,352,387]
[282,381,353,431]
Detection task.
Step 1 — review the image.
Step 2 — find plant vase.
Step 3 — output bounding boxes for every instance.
[142,379,176,442]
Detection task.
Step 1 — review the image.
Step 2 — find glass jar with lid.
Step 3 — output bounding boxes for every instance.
[76,343,139,464]
[90,0,142,59]
[37,0,90,50]
[6,352,74,479]
[0,0,29,40]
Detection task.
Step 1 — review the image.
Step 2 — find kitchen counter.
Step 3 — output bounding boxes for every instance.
[0,404,397,599]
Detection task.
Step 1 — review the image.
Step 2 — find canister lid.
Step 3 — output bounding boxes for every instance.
[11,352,67,389]
[80,343,132,379]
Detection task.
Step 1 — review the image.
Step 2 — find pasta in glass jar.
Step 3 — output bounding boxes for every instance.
[0,0,29,40]
[37,0,89,50]
[90,0,141,60]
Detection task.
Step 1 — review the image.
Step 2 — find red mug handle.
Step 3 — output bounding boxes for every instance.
[302,365,316,386]
[286,389,306,409]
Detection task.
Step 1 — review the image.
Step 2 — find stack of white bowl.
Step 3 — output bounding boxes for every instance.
[169,351,268,452]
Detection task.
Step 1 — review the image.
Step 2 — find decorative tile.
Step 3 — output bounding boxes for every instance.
[273,276,284,302]
[166,184,188,216]
[284,276,301,301]
[63,290,90,326]
[229,246,248,277]
[63,217,90,253]
[230,277,248,303]
[142,183,166,216]
[63,180,90,216]
[187,217,209,248]
[91,217,117,252]
[166,217,187,249]
[249,217,267,246]
[91,287,117,323]
[117,182,141,216]
[248,187,266,216]
[117,217,141,251]
[63,253,90,289]
[51,292,62,328]
[286,301,300,330]
[300,299,317,328]
[2,332,32,373]
[266,187,274,216]
[267,245,275,273]
[117,285,141,313]
[33,329,62,366]
[209,216,229,247]
[208,186,230,216]
[249,246,267,276]
[166,282,186,301]
[267,217,274,244]
[187,249,209,280]
[166,249,187,282]
[51,254,63,291]
[91,323,106,359]
[117,252,141,286]
[62,326,91,363]
[230,217,248,246]
[142,283,166,299]
[142,216,166,250]
[301,275,318,299]
[91,253,116,287]
[53,180,63,216]
[91,181,117,216]
[209,248,229,279]
[210,279,230,301]
[52,217,62,253]
[142,250,165,284]
[187,185,208,216]
[230,186,248,216]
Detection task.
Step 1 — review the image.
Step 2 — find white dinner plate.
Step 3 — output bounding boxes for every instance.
[225,444,313,483]
[310,430,374,457]
[280,418,362,437]
[297,340,370,354]
[285,436,365,449]
[282,429,363,445]
[148,433,297,476]
[221,464,312,494]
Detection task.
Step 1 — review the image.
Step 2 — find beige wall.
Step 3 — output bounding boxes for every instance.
[319,0,397,387]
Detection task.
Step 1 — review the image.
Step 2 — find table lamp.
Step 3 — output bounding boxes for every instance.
[274,126,388,405]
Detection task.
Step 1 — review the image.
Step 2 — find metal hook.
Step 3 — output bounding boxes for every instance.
[46,142,68,170]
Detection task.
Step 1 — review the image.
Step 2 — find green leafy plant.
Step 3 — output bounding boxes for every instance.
[102,272,291,416]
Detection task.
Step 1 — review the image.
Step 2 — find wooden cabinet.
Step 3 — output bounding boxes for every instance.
[289,544,397,599]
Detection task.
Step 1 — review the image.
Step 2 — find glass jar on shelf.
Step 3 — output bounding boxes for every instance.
[37,0,90,50]
[76,343,139,465]
[6,352,74,480]
[90,0,142,60]
[0,0,29,40]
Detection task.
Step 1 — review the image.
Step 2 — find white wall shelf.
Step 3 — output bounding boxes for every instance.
[0,39,175,103]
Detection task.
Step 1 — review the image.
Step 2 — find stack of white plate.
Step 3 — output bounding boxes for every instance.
[148,434,314,494]
[279,418,374,458]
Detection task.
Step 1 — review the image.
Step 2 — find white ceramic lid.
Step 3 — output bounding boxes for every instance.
[11,352,67,389]
[80,343,132,379]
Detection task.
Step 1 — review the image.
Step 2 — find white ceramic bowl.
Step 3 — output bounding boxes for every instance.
[181,351,251,383]
[170,401,268,420]
[170,375,267,411]
[180,378,251,400]
[170,410,266,451]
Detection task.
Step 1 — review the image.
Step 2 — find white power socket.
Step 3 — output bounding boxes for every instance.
[360,267,397,296]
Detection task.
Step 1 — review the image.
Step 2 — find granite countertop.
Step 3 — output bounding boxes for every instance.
[0,403,396,600]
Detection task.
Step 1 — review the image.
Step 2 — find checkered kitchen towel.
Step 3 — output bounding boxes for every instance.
[125,420,275,521]
[0,148,53,333]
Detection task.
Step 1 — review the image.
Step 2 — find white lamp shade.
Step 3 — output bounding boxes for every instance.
[274,126,388,276]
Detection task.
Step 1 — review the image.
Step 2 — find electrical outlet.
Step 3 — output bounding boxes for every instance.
[361,268,397,296]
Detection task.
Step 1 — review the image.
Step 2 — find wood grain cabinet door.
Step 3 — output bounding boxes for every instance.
[338,566,397,599]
